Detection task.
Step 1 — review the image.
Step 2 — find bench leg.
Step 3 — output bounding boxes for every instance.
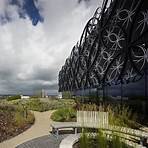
[82,128,84,133]
[140,137,147,146]
[52,127,59,139]
[56,129,59,137]
[52,127,55,134]
[74,128,77,134]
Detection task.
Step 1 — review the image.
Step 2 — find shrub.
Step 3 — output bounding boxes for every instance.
[96,130,107,148]
[25,111,35,124]
[106,104,139,128]
[25,98,76,112]
[0,104,34,142]
[13,106,34,127]
[80,129,90,148]
[51,107,76,122]
[14,111,26,126]
[78,129,132,148]
[76,103,139,129]
[25,99,48,112]
[77,103,98,111]
[7,95,21,101]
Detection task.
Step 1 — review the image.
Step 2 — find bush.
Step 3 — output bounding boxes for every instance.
[80,130,90,148]
[25,99,48,112]
[7,95,21,101]
[13,105,34,127]
[51,107,76,122]
[78,129,132,148]
[0,104,34,142]
[76,103,139,129]
[51,102,139,128]
[25,98,76,112]
[106,105,139,128]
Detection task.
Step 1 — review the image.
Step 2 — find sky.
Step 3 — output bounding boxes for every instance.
[0,0,103,95]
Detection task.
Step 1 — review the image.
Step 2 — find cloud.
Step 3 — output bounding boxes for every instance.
[0,0,102,95]
[0,0,43,25]
[78,0,91,4]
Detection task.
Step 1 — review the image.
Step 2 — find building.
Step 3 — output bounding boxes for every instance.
[57,92,62,99]
[21,95,30,99]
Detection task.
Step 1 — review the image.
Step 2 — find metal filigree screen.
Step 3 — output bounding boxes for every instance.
[59,0,148,96]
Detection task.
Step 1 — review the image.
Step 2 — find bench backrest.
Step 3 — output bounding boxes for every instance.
[77,111,108,128]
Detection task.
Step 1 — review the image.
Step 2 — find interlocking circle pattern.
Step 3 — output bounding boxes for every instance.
[59,0,148,92]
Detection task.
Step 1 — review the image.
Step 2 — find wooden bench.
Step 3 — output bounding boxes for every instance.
[59,133,147,148]
[59,134,80,148]
[76,111,148,146]
[51,111,109,137]
[51,111,148,146]
[77,111,108,128]
[51,122,78,136]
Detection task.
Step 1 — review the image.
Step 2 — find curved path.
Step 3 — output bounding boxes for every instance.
[0,111,54,148]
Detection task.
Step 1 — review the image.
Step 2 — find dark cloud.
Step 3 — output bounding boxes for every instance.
[32,67,57,81]
[0,76,58,95]
[0,70,14,80]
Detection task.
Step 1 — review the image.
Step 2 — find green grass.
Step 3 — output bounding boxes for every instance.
[7,95,21,101]
[13,105,34,126]
[107,104,139,128]
[79,129,132,148]
[24,98,76,112]
[51,107,76,122]
[1,98,76,112]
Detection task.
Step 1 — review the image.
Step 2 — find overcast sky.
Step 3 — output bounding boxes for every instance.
[0,0,103,95]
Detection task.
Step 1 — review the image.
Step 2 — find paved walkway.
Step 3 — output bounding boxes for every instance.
[16,135,68,148]
[0,111,54,148]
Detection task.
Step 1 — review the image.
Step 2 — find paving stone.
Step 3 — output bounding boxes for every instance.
[16,134,68,148]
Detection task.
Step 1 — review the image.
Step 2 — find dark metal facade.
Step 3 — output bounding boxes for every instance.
[59,0,148,93]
